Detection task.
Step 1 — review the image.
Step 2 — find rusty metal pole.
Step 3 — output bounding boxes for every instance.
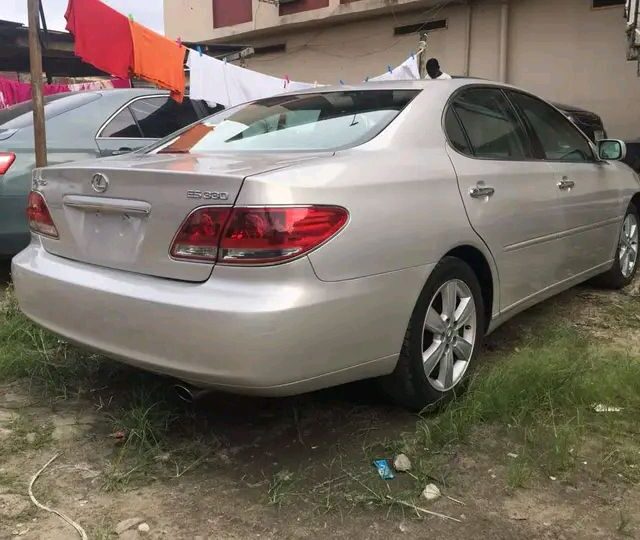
[28,0,47,167]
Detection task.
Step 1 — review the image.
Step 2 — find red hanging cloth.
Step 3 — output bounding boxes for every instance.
[65,0,133,79]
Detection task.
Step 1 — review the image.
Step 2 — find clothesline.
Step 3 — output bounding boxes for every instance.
[0,76,130,110]
[185,48,421,108]
[61,0,422,110]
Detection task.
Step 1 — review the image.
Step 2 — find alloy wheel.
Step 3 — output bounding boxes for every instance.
[619,213,639,278]
[421,279,477,392]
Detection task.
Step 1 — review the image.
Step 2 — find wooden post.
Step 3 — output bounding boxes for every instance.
[28,0,47,167]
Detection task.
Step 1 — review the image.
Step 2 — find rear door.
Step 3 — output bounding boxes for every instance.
[95,96,200,156]
[507,91,623,278]
[445,87,564,311]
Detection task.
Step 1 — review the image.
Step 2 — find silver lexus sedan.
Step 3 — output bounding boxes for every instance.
[12,80,640,410]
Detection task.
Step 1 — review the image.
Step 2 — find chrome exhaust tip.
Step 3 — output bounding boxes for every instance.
[174,383,209,403]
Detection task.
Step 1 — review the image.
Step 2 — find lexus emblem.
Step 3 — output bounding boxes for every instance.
[91,173,109,193]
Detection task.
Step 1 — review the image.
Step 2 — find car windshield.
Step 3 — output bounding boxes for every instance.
[0,92,101,130]
[152,90,419,153]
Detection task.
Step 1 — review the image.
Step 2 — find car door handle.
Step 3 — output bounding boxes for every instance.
[557,177,575,190]
[469,185,495,198]
[110,147,133,156]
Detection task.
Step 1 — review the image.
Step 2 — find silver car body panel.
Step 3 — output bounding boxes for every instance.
[12,79,640,394]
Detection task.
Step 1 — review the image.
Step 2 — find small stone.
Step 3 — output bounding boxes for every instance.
[154,453,170,463]
[507,452,518,459]
[0,409,16,426]
[115,517,144,535]
[549,476,557,481]
[137,523,150,534]
[421,483,441,502]
[398,522,409,533]
[393,454,412,472]
[25,433,37,444]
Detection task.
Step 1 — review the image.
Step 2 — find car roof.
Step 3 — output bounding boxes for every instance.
[291,78,507,94]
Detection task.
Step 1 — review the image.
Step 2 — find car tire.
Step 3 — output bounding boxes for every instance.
[379,256,485,411]
[596,204,639,290]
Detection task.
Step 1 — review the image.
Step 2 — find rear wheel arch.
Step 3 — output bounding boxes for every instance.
[444,245,494,332]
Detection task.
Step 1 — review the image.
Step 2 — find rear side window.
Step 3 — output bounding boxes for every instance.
[507,91,594,162]
[130,97,199,138]
[444,108,470,154]
[450,88,530,160]
[152,90,419,153]
[100,107,142,138]
[0,93,101,130]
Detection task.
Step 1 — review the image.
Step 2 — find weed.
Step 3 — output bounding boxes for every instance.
[507,458,532,488]
[268,469,296,507]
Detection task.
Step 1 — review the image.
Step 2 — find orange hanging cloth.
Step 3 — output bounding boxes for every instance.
[129,21,186,102]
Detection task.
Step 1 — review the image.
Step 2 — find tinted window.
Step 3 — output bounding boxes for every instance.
[152,90,419,153]
[444,108,470,154]
[452,88,529,159]
[130,97,199,138]
[0,93,101,130]
[509,92,594,162]
[100,107,141,138]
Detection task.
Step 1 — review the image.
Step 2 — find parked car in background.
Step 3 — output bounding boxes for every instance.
[12,80,639,410]
[623,139,640,173]
[0,89,218,257]
[554,103,607,143]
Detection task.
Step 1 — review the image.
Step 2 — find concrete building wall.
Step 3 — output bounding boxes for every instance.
[166,0,640,138]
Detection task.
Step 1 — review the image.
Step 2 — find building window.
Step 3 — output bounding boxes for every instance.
[279,0,330,17]
[213,0,252,28]
[592,0,625,7]
[394,19,447,36]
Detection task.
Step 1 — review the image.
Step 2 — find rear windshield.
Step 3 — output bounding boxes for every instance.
[153,90,419,153]
[0,92,101,130]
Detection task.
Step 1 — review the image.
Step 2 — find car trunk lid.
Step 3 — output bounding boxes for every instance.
[37,152,326,281]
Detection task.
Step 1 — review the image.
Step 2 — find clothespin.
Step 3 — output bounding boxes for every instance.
[387,65,393,74]
[283,74,290,88]
[339,79,345,86]
[223,57,227,64]
[410,51,415,60]
[364,76,370,82]
[196,46,203,57]
[176,37,182,47]
[128,13,134,22]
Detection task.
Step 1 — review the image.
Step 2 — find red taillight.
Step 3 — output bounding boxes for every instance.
[0,152,16,175]
[220,206,348,264]
[26,191,58,238]
[170,207,231,261]
[170,206,348,264]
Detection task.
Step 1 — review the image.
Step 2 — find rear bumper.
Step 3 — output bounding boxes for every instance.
[12,242,431,395]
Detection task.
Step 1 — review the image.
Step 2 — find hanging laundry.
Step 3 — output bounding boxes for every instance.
[187,51,314,108]
[369,56,420,82]
[67,78,131,92]
[65,0,133,80]
[129,21,186,102]
[0,77,132,110]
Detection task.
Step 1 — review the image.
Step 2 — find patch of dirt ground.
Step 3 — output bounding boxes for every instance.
[0,271,639,539]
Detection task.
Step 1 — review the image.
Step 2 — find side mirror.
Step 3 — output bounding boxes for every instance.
[598,139,627,161]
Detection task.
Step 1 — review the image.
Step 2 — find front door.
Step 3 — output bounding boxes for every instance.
[507,91,624,279]
[445,87,565,312]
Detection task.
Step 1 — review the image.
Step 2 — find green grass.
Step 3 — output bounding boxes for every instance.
[411,326,640,484]
[0,287,111,399]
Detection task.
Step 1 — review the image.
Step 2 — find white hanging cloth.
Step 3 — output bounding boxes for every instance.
[368,55,420,82]
[187,50,314,107]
